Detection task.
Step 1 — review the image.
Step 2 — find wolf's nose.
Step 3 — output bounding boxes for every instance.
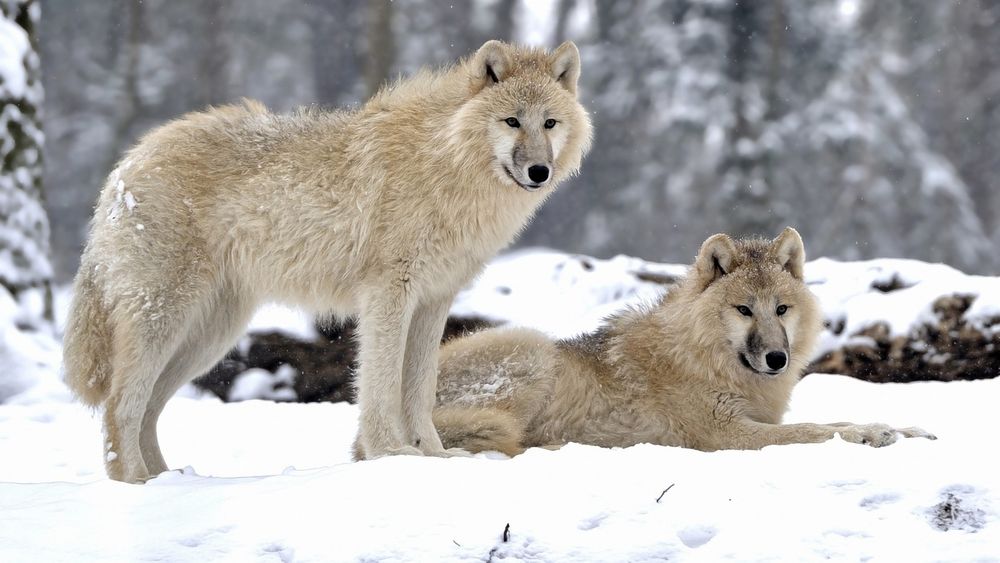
[527,165,550,184]
[765,351,787,371]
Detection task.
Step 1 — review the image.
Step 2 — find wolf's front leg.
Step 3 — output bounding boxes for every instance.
[821,421,936,439]
[824,423,937,447]
[721,420,936,449]
[355,289,422,459]
[402,297,470,457]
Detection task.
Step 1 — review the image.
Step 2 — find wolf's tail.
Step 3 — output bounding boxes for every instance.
[433,407,526,457]
[62,269,113,407]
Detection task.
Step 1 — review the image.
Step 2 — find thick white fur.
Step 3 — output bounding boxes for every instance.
[433,229,936,455]
[63,40,593,482]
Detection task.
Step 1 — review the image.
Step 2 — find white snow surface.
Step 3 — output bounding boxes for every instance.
[2,250,999,562]
[450,248,688,339]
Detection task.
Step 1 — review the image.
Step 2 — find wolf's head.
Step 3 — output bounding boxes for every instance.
[678,228,822,379]
[449,40,593,192]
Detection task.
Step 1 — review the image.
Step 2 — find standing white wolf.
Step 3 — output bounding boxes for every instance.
[63,40,592,482]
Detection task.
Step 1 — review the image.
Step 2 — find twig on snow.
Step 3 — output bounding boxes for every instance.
[656,483,676,503]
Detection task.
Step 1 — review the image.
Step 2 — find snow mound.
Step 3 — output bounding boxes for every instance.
[451,248,686,339]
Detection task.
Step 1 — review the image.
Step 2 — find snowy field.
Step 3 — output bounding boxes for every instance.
[1,250,999,562]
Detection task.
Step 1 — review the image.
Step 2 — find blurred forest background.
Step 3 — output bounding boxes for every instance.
[4,0,1000,296]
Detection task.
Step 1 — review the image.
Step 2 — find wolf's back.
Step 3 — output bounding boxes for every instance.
[62,268,113,407]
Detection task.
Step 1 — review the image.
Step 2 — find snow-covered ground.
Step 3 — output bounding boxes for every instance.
[2,250,999,562]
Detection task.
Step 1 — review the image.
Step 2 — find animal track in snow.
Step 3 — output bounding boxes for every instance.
[261,542,295,562]
[859,491,901,510]
[577,512,608,530]
[928,485,988,532]
[176,525,234,548]
[677,524,717,548]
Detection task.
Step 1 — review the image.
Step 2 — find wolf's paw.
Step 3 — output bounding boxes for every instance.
[109,461,153,484]
[897,426,937,440]
[838,423,899,448]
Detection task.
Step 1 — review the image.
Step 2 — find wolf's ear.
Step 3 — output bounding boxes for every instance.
[771,227,805,280]
[471,40,510,90]
[694,233,737,289]
[549,41,581,95]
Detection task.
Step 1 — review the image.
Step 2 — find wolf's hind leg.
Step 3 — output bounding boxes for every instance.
[104,317,185,483]
[433,407,526,456]
[138,357,188,477]
[139,291,256,476]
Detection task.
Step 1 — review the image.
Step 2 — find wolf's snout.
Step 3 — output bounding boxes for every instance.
[765,351,787,371]
[527,164,550,184]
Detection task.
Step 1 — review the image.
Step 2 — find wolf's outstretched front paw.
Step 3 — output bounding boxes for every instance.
[837,423,899,448]
[897,426,937,440]
[837,423,936,447]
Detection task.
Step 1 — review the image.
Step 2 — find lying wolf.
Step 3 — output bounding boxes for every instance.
[63,40,592,482]
[431,228,935,455]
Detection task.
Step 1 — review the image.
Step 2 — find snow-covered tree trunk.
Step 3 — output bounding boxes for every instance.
[0,0,50,315]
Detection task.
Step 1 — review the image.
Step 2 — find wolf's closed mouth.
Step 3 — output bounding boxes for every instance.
[503,166,542,191]
[739,353,780,376]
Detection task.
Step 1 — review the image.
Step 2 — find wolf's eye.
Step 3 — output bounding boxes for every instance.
[735,305,753,317]
[544,118,557,129]
[776,305,788,316]
[504,117,520,128]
